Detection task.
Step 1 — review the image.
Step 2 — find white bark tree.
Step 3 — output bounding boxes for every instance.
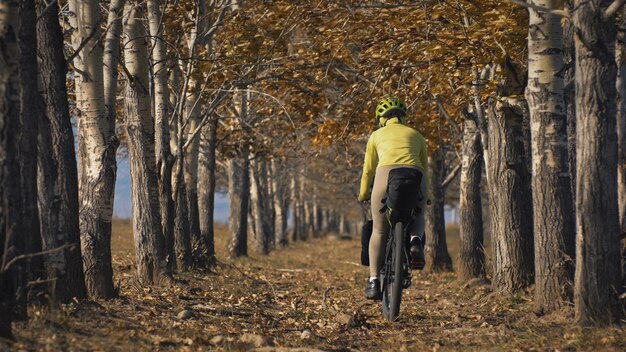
[70,0,118,298]
[525,0,575,313]
[123,1,167,284]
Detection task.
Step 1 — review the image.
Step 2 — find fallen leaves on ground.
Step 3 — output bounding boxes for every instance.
[2,223,625,351]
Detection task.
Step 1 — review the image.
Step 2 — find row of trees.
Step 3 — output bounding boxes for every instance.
[298,0,624,325]
[0,0,358,340]
[1,0,624,340]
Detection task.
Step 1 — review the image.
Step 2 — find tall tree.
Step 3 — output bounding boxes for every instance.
[458,111,485,281]
[228,155,250,258]
[228,90,250,258]
[564,0,576,202]
[36,0,87,302]
[250,156,272,254]
[487,95,534,294]
[146,0,175,273]
[425,146,453,272]
[572,0,623,325]
[198,118,219,263]
[271,159,288,246]
[123,1,166,284]
[0,0,20,339]
[525,0,575,313]
[18,0,43,304]
[71,0,118,298]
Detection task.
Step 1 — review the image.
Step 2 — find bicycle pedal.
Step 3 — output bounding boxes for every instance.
[403,272,412,288]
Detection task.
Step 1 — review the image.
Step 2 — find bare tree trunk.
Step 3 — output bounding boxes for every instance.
[72,0,118,299]
[458,112,485,281]
[487,97,534,294]
[18,0,44,304]
[198,118,218,263]
[123,1,166,284]
[168,65,192,271]
[173,177,192,270]
[0,0,20,338]
[262,160,275,248]
[183,87,208,265]
[271,159,288,246]
[290,174,299,242]
[103,0,125,122]
[228,156,249,258]
[617,7,626,290]
[564,0,576,204]
[228,89,250,258]
[298,172,307,241]
[526,0,575,313]
[250,157,272,254]
[147,0,175,274]
[425,146,453,273]
[36,0,87,302]
[572,0,622,325]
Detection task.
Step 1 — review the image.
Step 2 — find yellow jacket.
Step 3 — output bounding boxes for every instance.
[358,118,428,202]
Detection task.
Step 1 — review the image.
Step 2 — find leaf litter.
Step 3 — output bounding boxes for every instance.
[2,222,625,351]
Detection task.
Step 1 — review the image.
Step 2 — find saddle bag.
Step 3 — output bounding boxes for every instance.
[385,167,423,223]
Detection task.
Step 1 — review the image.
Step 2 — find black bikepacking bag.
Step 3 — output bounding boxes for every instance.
[361,220,373,266]
[385,167,423,223]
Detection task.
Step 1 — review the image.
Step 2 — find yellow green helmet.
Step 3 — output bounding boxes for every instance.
[375,97,407,126]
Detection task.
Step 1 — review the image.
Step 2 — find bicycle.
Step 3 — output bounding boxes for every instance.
[380,210,414,321]
[378,167,424,321]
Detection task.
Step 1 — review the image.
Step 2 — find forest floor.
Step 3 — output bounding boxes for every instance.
[2,220,625,351]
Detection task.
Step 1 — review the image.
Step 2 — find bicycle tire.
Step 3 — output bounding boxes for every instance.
[382,221,405,321]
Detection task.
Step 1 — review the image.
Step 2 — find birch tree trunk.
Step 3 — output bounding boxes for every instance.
[0,0,20,338]
[183,87,208,265]
[526,0,575,313]
[251,157,273,254]
[572,0,622,325]
[458,113,485,281]
[290,174,299,241]
[271,159,288,246]
[103,0,124,122]
[36,0,87,302]
[72,0,118,299]
[425,146,453,273]
[298,172,307,240]
[228,156,250,258]
[198,118,218,263]
[147,0,175,273]
[487,97,534,294]
[123,1,166,284]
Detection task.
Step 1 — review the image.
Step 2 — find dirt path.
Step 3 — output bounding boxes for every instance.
[3,224,625,351]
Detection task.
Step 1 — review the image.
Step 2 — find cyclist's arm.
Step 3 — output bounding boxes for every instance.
[358,135,378,202]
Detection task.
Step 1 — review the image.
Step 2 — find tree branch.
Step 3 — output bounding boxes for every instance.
[36,0,58,23]
[2,244,73,273]
[66,17,103,65]
[605,0,626,19]
[507,0,568,17]
[441,162,461,189]
[434,95,462,139]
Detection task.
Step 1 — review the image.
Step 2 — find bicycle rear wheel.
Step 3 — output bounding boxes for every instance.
[381,221,405,321]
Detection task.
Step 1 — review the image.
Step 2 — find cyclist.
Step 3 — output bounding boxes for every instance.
[358,97,428,300]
